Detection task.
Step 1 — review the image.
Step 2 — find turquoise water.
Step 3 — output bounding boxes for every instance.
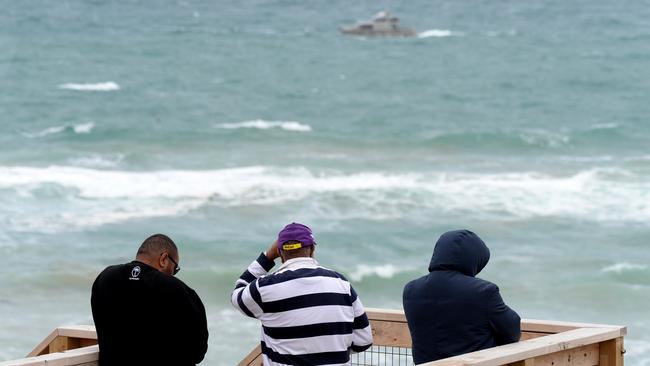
[1,1,650,364]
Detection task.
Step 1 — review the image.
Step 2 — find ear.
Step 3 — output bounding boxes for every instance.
[309,246,315,257]
[158,252,168,268]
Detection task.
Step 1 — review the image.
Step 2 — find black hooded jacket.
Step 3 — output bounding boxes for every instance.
[402,230,521,364]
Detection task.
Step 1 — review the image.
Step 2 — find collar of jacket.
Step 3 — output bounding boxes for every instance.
[277,256,320,272]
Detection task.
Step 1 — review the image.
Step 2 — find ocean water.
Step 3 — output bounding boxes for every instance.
[1,0,649,364]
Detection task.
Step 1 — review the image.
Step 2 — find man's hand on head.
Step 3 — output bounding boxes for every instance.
[265,240,280,261]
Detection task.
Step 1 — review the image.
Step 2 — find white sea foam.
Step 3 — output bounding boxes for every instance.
[24,122,95,138]
[589,123,619,130]
[418,29,458,38]
[602,263,648,274]
[68,154,124,168]
[72,122,95,133]
[1,166,649,232]
[58,82,120,91]
[519,129,570,147]
[558,155,614,163]
[348,264,410,282]
[216,120,312,132]
[24,125,66,138]
[624,155,650,162]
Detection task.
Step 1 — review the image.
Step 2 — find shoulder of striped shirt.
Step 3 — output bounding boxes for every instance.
[260,266,349,285]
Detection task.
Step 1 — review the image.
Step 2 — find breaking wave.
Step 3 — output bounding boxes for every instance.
[1,165,649,232]
[347,264,412,282]
[602,263,648,274]
[67,154,125,168]
[23,122,95,138]
[589,123,620,131]
[58,82,120,91]
[215,120,312,132]
[425,129,571,149]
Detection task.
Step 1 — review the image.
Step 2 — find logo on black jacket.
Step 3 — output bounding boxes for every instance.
[130,266,141,280]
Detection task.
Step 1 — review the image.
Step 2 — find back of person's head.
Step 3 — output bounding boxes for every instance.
[277,223,316,262]
[136,234,180,276]
[427,229,490,277]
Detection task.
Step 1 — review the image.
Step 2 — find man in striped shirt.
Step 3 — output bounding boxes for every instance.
[232,222,373,365]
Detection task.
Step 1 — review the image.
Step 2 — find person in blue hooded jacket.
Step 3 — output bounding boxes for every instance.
[402,230,521,364]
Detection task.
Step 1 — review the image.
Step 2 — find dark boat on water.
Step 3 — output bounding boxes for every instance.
[340,11,416,37]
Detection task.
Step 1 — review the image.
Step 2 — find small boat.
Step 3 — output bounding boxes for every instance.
[340,11,416,37]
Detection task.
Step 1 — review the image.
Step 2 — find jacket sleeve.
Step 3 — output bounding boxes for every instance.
[231,252,275,318]
[349,286,373,353]
[486,284,521,345]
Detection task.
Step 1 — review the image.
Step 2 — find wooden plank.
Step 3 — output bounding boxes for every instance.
[534,344,599,366]
[0,346,98,366]
[66,337,81,350]
[364,309,627,335]
[371,320,412,348]
[239,353,263,366]
[248,354,263,366]
[508,359,535,366]
[48,336,69,354]
[42,345,99,366]
[366,308,408,323]
[237,345,262,366]
[79,339,97,348]
[599,338,624,366]
[0,358,46,366]
[57,326,97,340]
[421,327,622,366]
[28,326,97,357]
[521,332,553,341]
[522,320,626,335]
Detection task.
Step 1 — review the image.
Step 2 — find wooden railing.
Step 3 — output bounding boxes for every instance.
[0,326,98,366]
[0,310,626,366]
[239,308,627,366]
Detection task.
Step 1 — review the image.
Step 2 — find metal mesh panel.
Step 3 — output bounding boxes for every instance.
[350,346,413,366]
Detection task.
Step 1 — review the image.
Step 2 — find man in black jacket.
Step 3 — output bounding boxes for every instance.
[91,234,208,365]
[402,230,520,364]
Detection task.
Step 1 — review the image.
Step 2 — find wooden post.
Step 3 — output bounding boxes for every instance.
[599,337,624,366]
[47,336,69,353]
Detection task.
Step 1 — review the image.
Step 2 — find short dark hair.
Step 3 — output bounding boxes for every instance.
[137,234,178,257]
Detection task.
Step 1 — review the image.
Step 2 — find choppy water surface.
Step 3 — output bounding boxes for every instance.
[1,1,649,364]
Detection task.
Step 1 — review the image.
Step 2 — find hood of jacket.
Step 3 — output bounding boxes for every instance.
[427,230,490,277]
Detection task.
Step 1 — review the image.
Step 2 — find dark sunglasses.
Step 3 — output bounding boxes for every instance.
[162,252,181,275]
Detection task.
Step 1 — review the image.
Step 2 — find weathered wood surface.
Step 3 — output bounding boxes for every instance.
[239,308,626,366]
[0,310,626,366]
[599,337,624,366]
[237,344,264,366]
[29,326,97,357]
[0,345,98,366]
[421,327,625,366]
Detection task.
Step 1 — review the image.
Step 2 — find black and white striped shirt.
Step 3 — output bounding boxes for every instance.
[232,253,373,366]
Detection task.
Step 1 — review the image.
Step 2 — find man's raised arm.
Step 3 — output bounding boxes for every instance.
[231,241,278,318]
